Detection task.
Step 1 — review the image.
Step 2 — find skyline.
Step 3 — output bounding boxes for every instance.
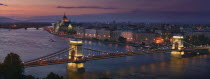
[1,0,210,23]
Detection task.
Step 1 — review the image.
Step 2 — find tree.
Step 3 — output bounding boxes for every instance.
[142,42,146,45]
[3,53,24,79]
[118,36,126,43]
[23,75,36,79]
[99,75,112,79]
[0,63,4,77]
[104,39,109,42]
[44,72,63,79]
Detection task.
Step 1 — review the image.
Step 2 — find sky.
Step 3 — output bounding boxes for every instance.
[1,0,210,23]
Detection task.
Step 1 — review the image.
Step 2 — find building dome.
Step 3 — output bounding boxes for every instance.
[62,13,69,22]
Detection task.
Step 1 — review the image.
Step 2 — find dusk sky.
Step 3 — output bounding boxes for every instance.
[1,0,210,23]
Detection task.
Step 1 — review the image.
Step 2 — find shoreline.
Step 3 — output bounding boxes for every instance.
[44,28,148,48]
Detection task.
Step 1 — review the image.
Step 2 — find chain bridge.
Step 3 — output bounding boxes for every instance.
[24,36,210,68]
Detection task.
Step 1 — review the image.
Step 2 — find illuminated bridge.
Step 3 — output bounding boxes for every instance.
[24,36,210,68]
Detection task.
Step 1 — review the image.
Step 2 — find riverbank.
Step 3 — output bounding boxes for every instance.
[44,27,152,48]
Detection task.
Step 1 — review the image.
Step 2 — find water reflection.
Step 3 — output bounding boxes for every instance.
[67,63,85,79]
[106,51,210,79]
[171,51,184,59]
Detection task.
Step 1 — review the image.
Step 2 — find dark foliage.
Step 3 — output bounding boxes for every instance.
[22,75,36,79]
[3,53,24,79]
[118,36,126,43]
[44,72,63,79]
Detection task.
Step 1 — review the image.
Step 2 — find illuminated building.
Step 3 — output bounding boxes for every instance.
[53,13,73,33]
[76,29,85,38]
[121,31,134,42]
[155,34,164,44]
[186,29,210,39]
[84,29,97,38]
[96,29,111,40]
[110,31,122,41]
[133,32,157,45]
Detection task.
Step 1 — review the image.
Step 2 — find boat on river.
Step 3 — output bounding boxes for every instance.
[49,39,56,42]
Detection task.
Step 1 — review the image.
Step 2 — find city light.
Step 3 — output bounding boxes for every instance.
[1,1,210,78]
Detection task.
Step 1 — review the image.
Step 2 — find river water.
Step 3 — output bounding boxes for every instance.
[0,28,210,79]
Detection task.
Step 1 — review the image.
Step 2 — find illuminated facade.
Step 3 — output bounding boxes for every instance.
[62,13,69,23]
[172,36,184,50]
[121,31,133,42]
[54,21,61,33]
[96,29,111,40]
[53,13,73,33]
[133,32,157,44]
[155,34,164,44]
[76,29,85,38]
[84,29,97,38]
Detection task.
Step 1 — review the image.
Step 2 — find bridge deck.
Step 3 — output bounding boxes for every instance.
[24,49,174,67]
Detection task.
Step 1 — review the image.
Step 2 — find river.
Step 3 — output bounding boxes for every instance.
[0,28,210,79]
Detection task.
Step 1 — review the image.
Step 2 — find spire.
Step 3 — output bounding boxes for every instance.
[63,12,67,19]
[62,12,69,22]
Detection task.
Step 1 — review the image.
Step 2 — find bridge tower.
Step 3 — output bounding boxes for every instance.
[172,36,184,50]
[69,40,83,61]
[67,40,85,78]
